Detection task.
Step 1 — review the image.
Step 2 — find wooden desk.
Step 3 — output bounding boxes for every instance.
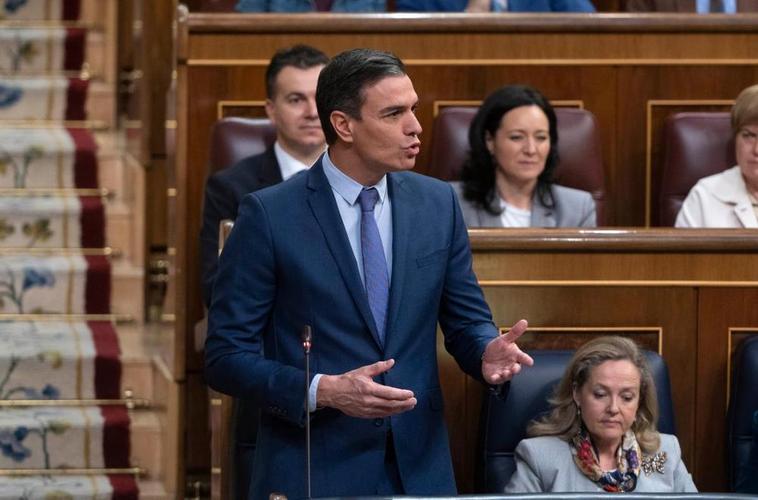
[438,228,758,492]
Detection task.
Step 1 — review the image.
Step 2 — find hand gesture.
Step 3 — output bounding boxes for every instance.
[317,359,417,418]
[481,319,534,384]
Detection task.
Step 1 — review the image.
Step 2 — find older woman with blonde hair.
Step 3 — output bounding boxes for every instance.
[505,336,697,493]
[676,84,758,227]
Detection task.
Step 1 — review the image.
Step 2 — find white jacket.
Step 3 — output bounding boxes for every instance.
[675,166,758,228]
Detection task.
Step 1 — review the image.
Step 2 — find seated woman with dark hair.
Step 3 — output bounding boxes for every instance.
[452,85,596,228]
[506,336,697,493]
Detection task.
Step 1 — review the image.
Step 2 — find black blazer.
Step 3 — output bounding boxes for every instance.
[200,148,282,307]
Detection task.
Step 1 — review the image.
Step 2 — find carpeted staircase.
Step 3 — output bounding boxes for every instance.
[0,1,160,498]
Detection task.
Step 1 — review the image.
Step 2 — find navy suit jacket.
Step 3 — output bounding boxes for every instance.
[199,148,282,307]
[205,157,499,498]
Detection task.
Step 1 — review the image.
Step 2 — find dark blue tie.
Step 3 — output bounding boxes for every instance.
[358,188,389,345]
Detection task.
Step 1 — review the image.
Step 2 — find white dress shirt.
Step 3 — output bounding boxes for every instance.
[274,141,314,181]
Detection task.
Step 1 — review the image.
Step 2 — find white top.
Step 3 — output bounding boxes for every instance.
[499,198,532,228]
[675,165,758,228]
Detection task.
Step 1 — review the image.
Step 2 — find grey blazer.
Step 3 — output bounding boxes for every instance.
[451,181,597,228]
[505,434,697,493]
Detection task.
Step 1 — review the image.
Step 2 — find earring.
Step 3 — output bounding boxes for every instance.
[576,405,581,417]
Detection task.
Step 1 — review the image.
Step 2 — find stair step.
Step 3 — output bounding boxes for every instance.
[0,320,121,400]
[0,195,104,248]
[0,27,85,74]
[106,200,135,261]
[129,410,161,478]
[0,127,98,189]
[0,254,110,314]
[111,261,144,320]
[137,478,169,500]
[118,322,155,402]
[0,474,139,500]
[0,76,88,121]
[86,81,114,129]
[0,406,130,469]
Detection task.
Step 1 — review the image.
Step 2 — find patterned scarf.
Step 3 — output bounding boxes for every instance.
[570,427,641,493]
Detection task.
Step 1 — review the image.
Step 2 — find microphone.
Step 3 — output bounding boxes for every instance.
[302,325,312,500]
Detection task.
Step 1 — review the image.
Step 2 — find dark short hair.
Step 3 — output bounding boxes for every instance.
[316,48,406,145]
[460,84,559,215]
[265,45,329,99]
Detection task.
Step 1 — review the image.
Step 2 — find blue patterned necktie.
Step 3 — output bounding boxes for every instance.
[358,188,389,345]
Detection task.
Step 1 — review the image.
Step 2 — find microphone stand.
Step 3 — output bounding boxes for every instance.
[302,325,312,500]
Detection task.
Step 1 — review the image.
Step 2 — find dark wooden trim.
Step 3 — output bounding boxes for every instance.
[469,228,758,252]
[186,12,758,33]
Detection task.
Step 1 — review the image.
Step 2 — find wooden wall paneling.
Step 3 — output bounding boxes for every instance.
[186,373,212,473]
[153,356,184,498]
[436,332,471,491]
[696,287,758,491]
[174,4,191,381]
[182,65,268,372]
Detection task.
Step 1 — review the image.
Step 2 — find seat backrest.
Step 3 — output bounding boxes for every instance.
[428,106,606,225]
[207,116,277,174]
[478,349,676,493]
[728,335,758,493]
[658,112,735,226]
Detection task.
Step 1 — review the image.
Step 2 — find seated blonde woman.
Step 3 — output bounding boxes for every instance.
[506,336,697,493]
[676,84,758,228]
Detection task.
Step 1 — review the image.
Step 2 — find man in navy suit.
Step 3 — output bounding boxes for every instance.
[205,48,533,498]
[199,45,328,307]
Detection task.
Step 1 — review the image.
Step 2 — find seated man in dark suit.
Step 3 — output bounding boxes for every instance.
[200,44,329,306]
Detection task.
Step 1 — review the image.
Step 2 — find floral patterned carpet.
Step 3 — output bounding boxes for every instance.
[0,0,138,498]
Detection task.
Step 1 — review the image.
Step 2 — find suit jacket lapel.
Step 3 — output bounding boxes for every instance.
[530,192,557,227]
[477,206,504,227]
[384,174,410,350]
[306,160,383,349]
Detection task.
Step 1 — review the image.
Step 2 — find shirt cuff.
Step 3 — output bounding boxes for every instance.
[308,373,323,413]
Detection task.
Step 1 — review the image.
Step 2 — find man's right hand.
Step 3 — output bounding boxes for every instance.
[316,359,417,418]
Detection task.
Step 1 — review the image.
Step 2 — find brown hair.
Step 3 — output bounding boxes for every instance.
[731,84,758,135]
[527,336,661,453]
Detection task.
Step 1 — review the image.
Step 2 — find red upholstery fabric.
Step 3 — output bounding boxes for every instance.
[207,117,277,174]
[658,112,735,226]
[428,107,606,224]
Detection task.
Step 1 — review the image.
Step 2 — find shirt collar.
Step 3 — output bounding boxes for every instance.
[274,141,312,181]
[322,150,387,206]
